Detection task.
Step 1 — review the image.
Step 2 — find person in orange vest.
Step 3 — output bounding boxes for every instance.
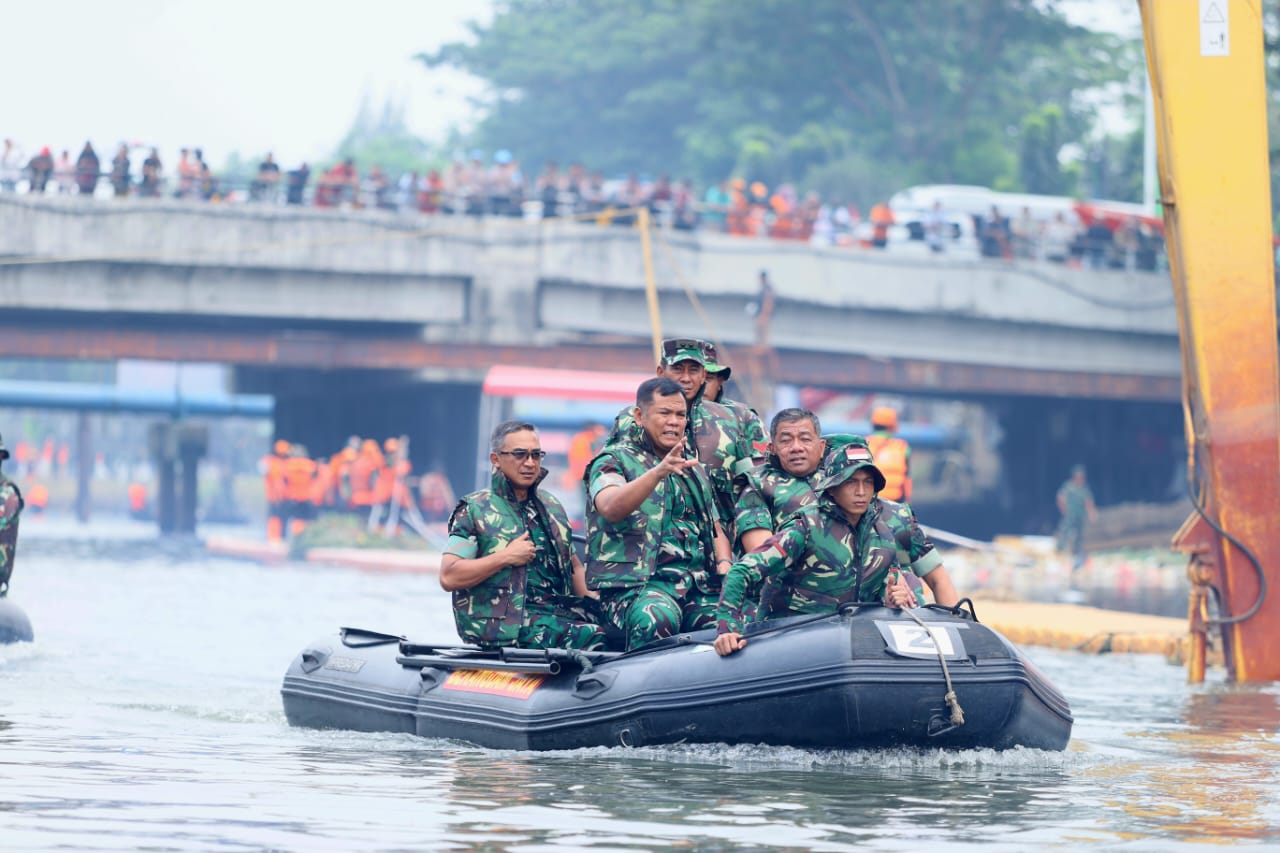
[746,181,770,237]
[347,439,383,517]
[869,200,895,249]
[371,438,398,512]
[865,406,911,502]
[263,439,290,542]
[563,422,606,491]
[726,177,749,235]
[127,482,150,520]
[332,444,358,510]
[283,444,317,537]
[372,437,414,526]
[418,463,457,523]
[310,456,336,511]
[26,482,49,514]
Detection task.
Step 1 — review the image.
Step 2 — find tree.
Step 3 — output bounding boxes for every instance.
[1017,104,1080,196]
[421,0,1133,205]
[328,94,439,177]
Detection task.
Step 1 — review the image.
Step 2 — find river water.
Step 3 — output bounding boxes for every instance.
[2,520,1278,851]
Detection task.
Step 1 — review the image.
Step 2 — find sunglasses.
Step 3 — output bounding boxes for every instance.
[496,449,547,462]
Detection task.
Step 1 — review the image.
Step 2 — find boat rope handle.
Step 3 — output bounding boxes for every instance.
[902,607,965,727]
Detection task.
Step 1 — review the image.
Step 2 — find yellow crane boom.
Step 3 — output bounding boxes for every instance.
[1140,0,1280,682]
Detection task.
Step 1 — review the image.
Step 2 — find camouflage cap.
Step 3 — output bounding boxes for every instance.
[701,341,731,379]
[660,337,708,367]
[0,432,7,460]
[815,434,886,493]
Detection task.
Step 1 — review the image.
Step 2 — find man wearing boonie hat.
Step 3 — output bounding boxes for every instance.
[0,432,24,598]
[701,340,768,459]
[712,435,959,657]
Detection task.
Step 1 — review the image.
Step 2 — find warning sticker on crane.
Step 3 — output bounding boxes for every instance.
[1200,0,1229,57]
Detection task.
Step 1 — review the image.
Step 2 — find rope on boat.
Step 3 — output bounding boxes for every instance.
[902,607,965,727]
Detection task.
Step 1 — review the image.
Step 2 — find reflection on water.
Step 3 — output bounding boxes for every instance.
[0,524,1277,850]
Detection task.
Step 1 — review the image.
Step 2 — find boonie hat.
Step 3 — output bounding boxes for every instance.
[815,434,886,493]
[660,337,708,367]
[701,341,731,380]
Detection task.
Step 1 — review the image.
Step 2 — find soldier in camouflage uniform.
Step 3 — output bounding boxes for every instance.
[734,408,827,619]
[701,342,769,466]
[0,433,24,598]
[441,421,607,651]
[713,435,960,657]
[585,377,733,651]
[735,408,827,553]
[606,338,760,541]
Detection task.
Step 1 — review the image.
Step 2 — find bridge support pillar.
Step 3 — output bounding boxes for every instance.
[148,422,208,535]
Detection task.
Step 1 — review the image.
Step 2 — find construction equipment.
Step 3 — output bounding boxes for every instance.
[1140,0,1280,682]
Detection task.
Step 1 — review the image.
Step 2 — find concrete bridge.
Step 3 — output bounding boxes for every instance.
[0,195,1179,398]
[0,195,1190,535]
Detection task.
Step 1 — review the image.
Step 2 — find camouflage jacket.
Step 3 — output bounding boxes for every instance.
[719,397,768,460]
[607,390,758,531]
[445,468,575,647]
[0,473,23,595]
[584,423,719,591]
[733,456,819,545]
[716,496,941,634]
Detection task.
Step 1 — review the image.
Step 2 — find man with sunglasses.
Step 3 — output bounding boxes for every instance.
[585,377,733,650]
[441,421,607,650]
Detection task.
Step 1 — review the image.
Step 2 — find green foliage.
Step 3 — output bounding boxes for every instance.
[327,95,440,176]
[1017,104,1079,196]
[422,0,1135,198]
[287,513,432,560]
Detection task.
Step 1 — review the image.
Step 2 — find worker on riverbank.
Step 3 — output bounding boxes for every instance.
[713,436,959,657]
[1056,463,1097,571]
[0,433,25,598]
[283,445,317,538]
[865,406,911,502]
[264,439,290,542]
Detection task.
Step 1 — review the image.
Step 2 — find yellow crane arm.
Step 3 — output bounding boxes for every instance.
[1141,0,1280,682]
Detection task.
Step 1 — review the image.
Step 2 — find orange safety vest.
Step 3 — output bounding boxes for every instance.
[128,483,147,512]
[870,203,894,241]
[283,456,317,502]
[311,464,334,506]
[866,433,911,502]
[263,454,288,503]
[348,455,378,507]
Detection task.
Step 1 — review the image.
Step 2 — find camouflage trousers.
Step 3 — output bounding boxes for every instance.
[517,605,610,651]
[598,577,719,651]
[0,543,11,595]
[1057,520,1086,569]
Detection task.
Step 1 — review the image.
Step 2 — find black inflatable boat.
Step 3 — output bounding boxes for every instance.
[281,603,1072,751]
[0,597,33,644]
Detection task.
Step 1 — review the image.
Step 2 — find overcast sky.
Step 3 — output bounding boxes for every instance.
[2,0,492,169]
[3,0,1136,173]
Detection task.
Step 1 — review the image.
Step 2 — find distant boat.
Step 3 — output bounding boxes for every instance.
[0,598,33,644]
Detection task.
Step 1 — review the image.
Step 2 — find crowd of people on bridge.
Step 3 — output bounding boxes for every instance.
[437,336,959,656]
[2,135,1170,267]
